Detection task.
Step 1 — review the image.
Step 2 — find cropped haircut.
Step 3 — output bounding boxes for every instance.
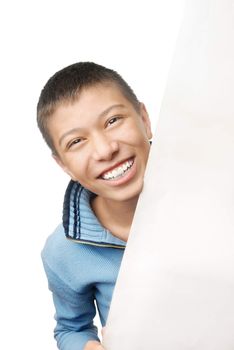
[37,62,140,155]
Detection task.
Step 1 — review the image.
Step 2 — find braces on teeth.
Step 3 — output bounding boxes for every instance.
[102,160,133,180]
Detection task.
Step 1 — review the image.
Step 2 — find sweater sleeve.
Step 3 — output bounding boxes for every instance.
[42,260,100,350]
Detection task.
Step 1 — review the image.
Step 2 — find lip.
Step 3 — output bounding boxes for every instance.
[98,157,134,178]
[98,157,137,187]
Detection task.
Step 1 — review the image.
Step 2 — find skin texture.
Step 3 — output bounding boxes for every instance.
[48,83,152,348]
[84,340,105,350]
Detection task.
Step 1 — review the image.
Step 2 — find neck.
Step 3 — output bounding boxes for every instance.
[91,196,139,242]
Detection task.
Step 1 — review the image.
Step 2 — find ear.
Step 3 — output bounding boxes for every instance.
[52,153,77,181]
[139,103,153,140]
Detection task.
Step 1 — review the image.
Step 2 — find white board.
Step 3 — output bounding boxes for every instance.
[103,1,234,349]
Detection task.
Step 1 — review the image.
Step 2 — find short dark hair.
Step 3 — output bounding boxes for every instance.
[37,62,140,154]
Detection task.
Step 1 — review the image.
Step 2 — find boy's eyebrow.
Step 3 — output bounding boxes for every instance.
[58,103,126,146]
[98,103,125,119]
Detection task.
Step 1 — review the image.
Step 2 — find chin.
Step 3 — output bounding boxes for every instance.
[116,183,144,202]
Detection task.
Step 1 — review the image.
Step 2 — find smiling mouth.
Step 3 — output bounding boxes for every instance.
[100,158,134,180]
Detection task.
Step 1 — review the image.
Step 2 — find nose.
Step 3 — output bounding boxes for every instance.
[91,133,119,161]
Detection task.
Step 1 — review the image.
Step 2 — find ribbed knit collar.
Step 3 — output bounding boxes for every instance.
[63,180,126,249]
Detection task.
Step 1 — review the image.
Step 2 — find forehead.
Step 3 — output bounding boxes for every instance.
[52,83,134,122]
[72,82,131,110]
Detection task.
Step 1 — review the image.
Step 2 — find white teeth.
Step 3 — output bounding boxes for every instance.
[102,159,134,180]
[123,163,128,171]
[117,167,123,176]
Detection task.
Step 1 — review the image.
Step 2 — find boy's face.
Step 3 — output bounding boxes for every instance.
[48,83,152,203]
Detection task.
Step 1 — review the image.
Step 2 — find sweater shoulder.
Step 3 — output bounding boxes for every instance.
[41,224,68,266]
[41,224,119,292]
[41,224,93,271]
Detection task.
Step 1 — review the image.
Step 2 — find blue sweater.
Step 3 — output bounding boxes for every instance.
[42,181,126,350]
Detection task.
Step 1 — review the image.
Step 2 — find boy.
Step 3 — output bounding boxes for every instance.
[37,62,152,350]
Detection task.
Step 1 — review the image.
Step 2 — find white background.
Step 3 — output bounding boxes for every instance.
[0,1,184,348]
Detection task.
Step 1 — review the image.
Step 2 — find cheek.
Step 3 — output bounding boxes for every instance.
[118,124,148,145]
[64,154,87,178]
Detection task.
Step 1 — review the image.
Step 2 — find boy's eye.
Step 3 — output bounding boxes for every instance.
[67,138,82,149]
[107,116,121,127]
